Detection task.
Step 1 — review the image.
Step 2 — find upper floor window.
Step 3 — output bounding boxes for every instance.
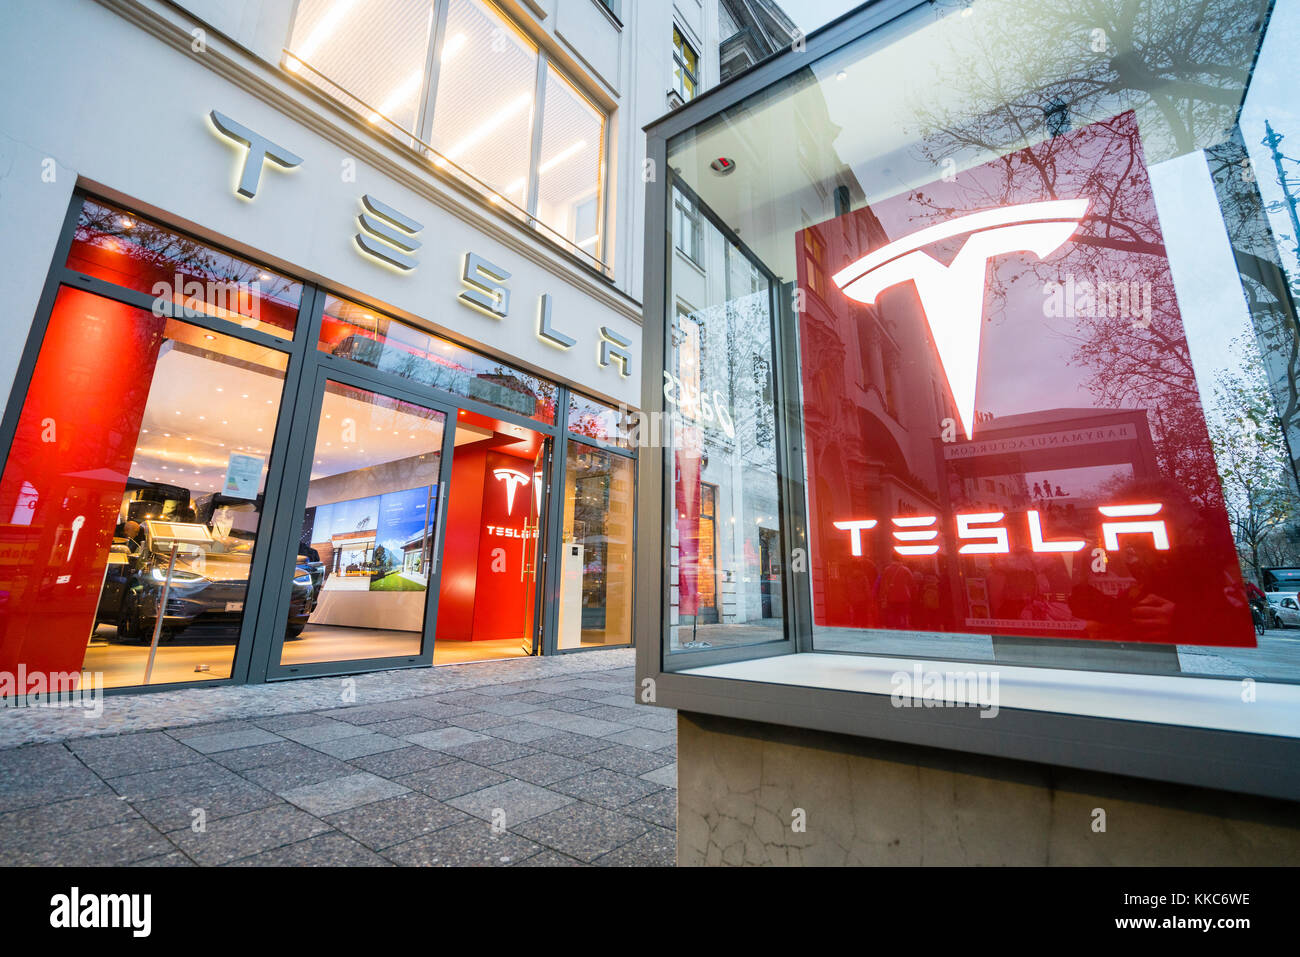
[286,0,607,272]
[673,26,700,100]
[673,187,701,262]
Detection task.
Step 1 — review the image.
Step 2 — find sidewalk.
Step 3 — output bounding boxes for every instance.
[0,650,678,866]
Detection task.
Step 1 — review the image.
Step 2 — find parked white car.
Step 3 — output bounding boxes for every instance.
[1265,592,1300,628]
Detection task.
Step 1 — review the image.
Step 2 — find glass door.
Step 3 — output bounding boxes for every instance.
[520,440,550,655]
[263,366,456,677]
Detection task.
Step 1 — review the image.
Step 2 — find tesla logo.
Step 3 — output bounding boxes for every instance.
[833,503,1169,558]
[831,199,1089,439]
[493,468,531,515]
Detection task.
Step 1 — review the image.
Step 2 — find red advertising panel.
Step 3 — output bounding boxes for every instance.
[796,111,1253,647]
[0,288,168,679]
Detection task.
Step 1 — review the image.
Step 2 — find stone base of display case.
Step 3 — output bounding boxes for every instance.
[675,711,1300,866]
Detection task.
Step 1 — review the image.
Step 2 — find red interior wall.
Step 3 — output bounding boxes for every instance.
[469,449,535,641]
[0,287,167,683]
[435,443,488,642]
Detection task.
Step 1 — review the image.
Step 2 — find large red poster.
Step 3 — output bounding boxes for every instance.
[796,111,1254,647]
[0,288,168,681]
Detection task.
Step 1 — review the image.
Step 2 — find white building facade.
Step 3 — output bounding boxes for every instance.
[0,0,781,693]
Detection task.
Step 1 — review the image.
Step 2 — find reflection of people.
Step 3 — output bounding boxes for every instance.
[298,540,320,563]
[120,519,144,551]
[1067,479,1248,644]
[878,560,917,628]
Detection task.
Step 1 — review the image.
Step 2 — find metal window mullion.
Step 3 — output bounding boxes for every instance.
[525,51,548,222]
[416,0,453,148]
[242,284,329,683]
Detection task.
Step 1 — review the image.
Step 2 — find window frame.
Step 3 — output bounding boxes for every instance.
[636,0,1300,802]
[672,186,702,263]
[283,0,610,273]
[672,24,701,101]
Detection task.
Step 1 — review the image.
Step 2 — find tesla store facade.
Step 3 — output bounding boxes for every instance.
[0,0,648,692]
[638,0,1300,858]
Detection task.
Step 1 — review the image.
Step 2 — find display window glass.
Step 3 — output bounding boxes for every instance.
[567,392,634,449]
[317,294,557,424]
[663,0,1300,687]
[67,198,301,340]
[279,381,446,666]
[558,440,634,649]
[0,286,288,688]
[666,224,783,654]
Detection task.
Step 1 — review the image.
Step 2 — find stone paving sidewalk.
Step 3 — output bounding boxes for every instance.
[0,652,678,866]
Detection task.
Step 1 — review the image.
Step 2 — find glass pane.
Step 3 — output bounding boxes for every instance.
[318,294,557,423]
[536,66,604,255]
[281,381,445,666]
[0,286,288,689]
[286,0,436,133]
[68,198,301,340]
[667,208,783,653]
[433,409,548,664]
[666,0,1300,685]
[428,0,537,206]
[568,392,635,449]
[558,441,634,648]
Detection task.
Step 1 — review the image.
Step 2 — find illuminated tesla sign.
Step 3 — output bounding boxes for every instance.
[834,504,1169,557]
[492,468,531,515]
[791,110,1254,648]
[832,199,1089,440]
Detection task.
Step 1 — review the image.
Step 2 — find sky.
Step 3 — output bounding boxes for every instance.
[785,0,866,34]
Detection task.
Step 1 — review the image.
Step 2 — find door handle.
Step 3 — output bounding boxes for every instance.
[430,486,449,574]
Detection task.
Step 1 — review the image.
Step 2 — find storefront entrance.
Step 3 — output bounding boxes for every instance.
[0,194,634,694]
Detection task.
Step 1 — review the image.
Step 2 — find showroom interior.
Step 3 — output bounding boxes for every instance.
[0,193,636,692]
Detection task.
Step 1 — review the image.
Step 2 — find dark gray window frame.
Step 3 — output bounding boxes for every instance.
[671,23,701,101]
[634,0,1300,802]
[0,189,636,697]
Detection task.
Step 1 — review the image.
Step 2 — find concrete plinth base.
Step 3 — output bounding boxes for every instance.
[676,711,1300,866]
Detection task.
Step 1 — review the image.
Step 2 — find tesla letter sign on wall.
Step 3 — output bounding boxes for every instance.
[795,110,1254,648]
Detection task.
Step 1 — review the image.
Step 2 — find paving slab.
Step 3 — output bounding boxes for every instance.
[393,760,510,801]
[325,792,470,850]
[550,769,663,809]
[229,832,393,866]
[446,780,575,824]
[382,819,545,866]
[404,727,489,751]
[514,803,650,863]
[180,728,285,754]
[168,804,331,866]
[278,772,409,816]
[593,825,676,867]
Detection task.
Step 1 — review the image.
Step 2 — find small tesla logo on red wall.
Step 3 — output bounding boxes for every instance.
[492,468,531,515]
[831,199,1089,439]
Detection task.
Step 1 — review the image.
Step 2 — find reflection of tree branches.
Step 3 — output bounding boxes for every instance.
[1207,336,1300,579]
[918,0,1270,164]
[898,1,1273,507]
[1205,139,1300,486]
[76,201,298,304]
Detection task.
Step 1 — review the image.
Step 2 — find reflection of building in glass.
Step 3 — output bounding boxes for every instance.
[668,62,864,650]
